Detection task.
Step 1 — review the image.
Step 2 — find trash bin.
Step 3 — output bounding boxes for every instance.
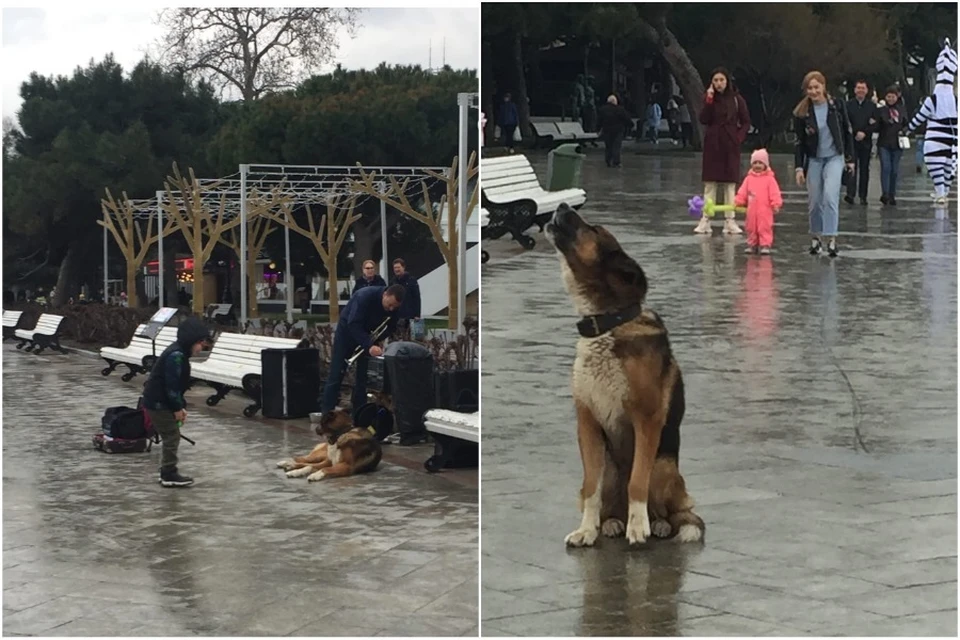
[261,348,321,419]
[546,143,585,191]
[383,341,434,445]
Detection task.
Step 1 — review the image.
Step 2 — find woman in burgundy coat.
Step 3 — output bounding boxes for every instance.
[694,67,752,235]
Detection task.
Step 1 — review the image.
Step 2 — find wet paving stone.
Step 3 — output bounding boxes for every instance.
[480,150,957,636]
[2,347,477,636]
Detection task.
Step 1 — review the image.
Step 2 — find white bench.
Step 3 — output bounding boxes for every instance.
[480,154,587,249]
[14,313,66,354]
[190,331,303,417]
[422,409,479,473]
[3,310,24,341]
[555,121,599,142]
[100,324,179,381]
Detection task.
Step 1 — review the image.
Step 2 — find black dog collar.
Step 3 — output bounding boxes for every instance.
[577,304,642,338]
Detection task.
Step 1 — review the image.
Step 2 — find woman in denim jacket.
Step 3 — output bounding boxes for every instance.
[793,71,855,258]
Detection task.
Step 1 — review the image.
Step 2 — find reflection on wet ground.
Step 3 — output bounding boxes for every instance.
[3,351,477,637]
[480,151,957,636]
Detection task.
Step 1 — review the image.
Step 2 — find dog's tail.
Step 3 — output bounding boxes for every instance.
[669,508,705,543]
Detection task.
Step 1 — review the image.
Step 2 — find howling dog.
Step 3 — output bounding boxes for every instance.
[276,408,382,482]
[545,203,705,547]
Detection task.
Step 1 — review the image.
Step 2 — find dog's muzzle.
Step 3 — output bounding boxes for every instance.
[546,204,580,246]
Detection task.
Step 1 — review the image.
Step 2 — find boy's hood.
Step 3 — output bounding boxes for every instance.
[177,317,211,350]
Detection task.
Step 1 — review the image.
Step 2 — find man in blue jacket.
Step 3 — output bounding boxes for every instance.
[321,284,405,413]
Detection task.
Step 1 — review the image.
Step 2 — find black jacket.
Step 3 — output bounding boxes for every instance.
[338,285,399,350]
[845,98,878,144]
[597,103,633,139]
[794,97,855,171]
[354,274,387,293]
[875,104,908,149]
[391,272,421,319]
[142,318,210,413]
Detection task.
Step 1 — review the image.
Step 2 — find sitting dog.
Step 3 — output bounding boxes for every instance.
[545,203,705,547]
[276,408,382,482]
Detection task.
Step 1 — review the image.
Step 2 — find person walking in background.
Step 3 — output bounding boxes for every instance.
[695,67,751,235]
[644,100,662,143]
[666,95,680,143]
[736,148,783,255]
[354,259,387,294]
[677,97,693,149]
[908,39,958,205]
[498,93,519,153]
[793,70,855,258]
[876,85,909,206]
[844,79,878,205]
[597,94,633,168]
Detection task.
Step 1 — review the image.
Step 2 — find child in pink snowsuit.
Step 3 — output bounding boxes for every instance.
[736,148,783,254]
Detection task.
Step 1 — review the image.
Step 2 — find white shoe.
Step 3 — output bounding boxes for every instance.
[723,218,743,234]
[694,217,712,234]
[935,196,947,205]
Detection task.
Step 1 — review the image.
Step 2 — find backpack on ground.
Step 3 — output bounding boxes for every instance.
[92,399,158,454]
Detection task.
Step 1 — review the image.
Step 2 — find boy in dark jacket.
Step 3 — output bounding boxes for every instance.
[321,284,405,413]
[141,317,211,487]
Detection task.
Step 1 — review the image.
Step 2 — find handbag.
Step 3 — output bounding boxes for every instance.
[898,135,910,150]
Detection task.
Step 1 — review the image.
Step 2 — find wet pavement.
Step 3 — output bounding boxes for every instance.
[480,150,957,636]
[2,347,478,637]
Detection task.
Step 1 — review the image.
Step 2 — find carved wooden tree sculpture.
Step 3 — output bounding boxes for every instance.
[266,193,361,323]
[162,163,264,314]
[218,212,276,318]
[99,189,178,308]
[352,153,479,329]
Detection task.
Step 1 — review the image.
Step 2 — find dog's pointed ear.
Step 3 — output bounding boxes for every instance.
[607,249,648,296]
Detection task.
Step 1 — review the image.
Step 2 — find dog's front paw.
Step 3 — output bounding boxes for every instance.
[651,519,672,539]
[626,508,651,546]
[601,518,625,538]
[564,527,599,547]
[307,470,327,482]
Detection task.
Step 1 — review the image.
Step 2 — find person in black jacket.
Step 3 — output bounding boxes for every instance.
[793,70,855,258]
[391,258,421,320]
[354,259,387,294]
[141,317,212,487]
[875,86,909,206]
[597,94,634,168]
[844,80,878,205]
[320,284,404,413]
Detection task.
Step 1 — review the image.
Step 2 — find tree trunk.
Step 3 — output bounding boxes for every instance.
[163,242,177,307]
[192,259,205,314]
[327,267,340,324]
[509,32,532,139]
[659,34,705,150]
[135,272,147,308]
[247,266,258,318]
[482,39,496,142]
[54,244,80,307]
[447,250,458,330]
[125,263,138,308]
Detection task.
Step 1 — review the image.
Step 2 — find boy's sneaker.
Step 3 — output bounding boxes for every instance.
[759,246,771,255]
[744,245,757,254]
[160,469,193,487]
[859,197,868,205]
[888,196,897,206]
[809,238,823,255]
[723,218,743,234]
[843,195,855,205]
[827,239,838,258]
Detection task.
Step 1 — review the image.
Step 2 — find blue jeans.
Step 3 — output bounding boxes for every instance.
[879,147,903,196]
[807,155,844,236]
[321,322,369,413]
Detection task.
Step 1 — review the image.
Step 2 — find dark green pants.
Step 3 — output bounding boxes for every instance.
[146,409,180,472]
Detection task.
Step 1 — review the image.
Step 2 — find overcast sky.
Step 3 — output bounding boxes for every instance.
[1,5,479,122]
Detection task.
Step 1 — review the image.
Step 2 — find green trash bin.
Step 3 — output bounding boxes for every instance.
[546,143,585,191]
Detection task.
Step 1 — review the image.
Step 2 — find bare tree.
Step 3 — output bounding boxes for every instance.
[154,8,362,101]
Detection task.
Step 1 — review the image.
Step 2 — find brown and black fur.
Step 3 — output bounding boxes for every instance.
[545,203,704,547]
[276,408,382,482]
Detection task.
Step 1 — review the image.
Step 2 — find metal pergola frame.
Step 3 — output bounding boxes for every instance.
[102,92,479,331]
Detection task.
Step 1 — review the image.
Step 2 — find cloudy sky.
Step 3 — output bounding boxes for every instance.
[1,5,479,122]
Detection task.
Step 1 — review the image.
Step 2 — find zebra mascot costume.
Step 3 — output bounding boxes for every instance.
[908,38,958,204]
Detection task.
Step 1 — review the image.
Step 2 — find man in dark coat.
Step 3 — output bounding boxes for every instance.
[391,258,421,320]
[354,259,387,295]
[844,79,878,205]
[597,95,634,168]
[498,93,520,152]
[695,67,751,235]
